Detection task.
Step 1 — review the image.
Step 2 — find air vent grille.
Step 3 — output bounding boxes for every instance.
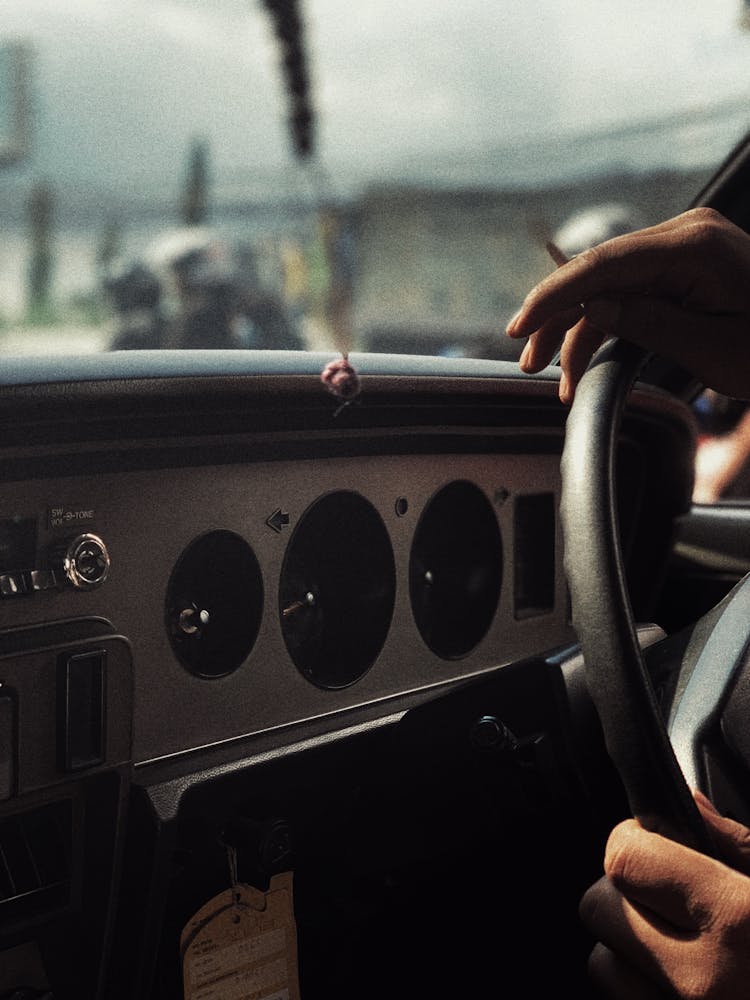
[0,801,72,920]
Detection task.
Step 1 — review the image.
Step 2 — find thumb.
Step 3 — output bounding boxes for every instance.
[694,789,750,876]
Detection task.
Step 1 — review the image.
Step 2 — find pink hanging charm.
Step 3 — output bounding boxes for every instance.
[320,353,361,414]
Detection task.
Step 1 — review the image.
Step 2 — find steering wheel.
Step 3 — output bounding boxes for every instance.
[560,337,750,857]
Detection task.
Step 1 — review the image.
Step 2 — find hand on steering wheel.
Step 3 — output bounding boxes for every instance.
[507,207,750,404]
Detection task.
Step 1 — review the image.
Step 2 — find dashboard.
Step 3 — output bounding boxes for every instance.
[0,351,696,999]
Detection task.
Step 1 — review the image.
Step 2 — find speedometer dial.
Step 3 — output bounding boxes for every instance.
[410,480,502,659]
[279,491,396,689]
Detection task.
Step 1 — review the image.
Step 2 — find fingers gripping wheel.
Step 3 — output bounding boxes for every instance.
[559,338,716,856]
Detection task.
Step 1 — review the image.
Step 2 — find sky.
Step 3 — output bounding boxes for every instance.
[1,0,750,202]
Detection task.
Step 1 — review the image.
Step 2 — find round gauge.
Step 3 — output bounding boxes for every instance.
[166,530,263,678]
[409,480,502,659]
[279,491,396,689]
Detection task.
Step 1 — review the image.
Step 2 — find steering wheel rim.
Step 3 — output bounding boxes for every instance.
[560,337,718,855]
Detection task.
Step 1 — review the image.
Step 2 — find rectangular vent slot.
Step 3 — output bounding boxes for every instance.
[0,802,72,915]
[514,492,556,619]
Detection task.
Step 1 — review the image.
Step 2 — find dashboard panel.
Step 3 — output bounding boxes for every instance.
[0,449,567,776]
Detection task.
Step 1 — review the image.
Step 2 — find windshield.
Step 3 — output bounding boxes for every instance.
[1,0,749,360]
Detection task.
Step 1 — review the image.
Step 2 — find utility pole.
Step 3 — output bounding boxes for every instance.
[0,41,32,168]
[26,182,54,322]
[181,137,209,226]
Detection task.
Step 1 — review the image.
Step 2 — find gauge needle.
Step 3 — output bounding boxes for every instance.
[282,591,316,617]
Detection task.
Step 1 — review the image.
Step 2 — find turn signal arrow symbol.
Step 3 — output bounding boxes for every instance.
[266,508,290,534]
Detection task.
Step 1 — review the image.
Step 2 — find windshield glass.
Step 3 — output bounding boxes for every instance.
[1,0,749,360]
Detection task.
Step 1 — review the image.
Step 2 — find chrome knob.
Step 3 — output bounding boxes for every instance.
[59,533,110,590]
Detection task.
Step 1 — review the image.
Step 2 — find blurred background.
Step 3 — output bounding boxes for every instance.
[0,0,748,362]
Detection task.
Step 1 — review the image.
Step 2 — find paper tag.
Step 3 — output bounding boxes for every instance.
[180,872,301,1000]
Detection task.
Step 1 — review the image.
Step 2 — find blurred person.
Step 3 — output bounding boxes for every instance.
[147,229,303,351]
[164,240,243,350]
[103,257,167,350]
[143,228,241,350]
[693,400,750,502]
[232,240,305,350]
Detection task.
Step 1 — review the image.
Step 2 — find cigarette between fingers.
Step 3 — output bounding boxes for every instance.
[545,240,586,316]
[545,240,569,268]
